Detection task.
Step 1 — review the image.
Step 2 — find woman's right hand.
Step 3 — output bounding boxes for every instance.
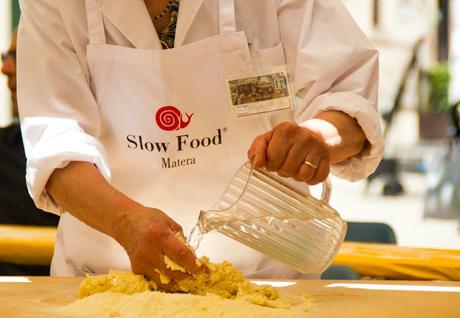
[46,162,201,289]
[113,205,203,290]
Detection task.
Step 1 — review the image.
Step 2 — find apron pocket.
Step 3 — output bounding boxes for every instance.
[254,42,286,67]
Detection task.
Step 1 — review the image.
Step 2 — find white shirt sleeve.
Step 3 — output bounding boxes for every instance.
[18,0,111,214]
[279,0,384,181]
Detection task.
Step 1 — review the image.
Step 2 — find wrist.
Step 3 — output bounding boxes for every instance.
[300,118,342,161]
[300,118,342,147]
[106,190,144,248]
[301,111,366,163]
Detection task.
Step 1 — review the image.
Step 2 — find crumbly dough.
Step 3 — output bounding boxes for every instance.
[68,256,312,317]
[164,255,187,273]
[78,269,150,298]
[79,257,289,308]
[175,257,290,308]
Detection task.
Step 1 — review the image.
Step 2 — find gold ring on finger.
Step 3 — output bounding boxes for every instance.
[303,160,318,170]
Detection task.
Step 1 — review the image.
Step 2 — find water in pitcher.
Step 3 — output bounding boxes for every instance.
[188,208,345,274]
[187,162,346,274]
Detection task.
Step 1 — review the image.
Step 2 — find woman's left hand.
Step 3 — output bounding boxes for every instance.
[248,122,331,185]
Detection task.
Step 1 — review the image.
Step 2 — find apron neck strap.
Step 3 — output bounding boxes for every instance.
[85,0,107,45]
[219,0,237,34]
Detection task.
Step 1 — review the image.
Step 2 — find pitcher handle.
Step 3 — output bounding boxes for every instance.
[321,178,332,203]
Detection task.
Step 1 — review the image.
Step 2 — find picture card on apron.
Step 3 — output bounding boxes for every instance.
[225,65,294,118]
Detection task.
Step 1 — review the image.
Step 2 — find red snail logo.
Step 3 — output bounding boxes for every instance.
[155,106,194,131]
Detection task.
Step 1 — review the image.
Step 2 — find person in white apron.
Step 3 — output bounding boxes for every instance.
[17,0,384,286]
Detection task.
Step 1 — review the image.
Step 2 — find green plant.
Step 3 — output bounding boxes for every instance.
[427,63,451,112]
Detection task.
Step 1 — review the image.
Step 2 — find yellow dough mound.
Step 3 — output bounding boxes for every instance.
[78,256,289,308]
[63,257,315,318]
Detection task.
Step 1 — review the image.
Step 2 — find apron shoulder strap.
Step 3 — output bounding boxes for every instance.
[85,0,107,45]
[219,0,237,34]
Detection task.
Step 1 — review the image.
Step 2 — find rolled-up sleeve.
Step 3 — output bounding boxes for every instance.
[18,0,110,214]
[279,0,384,181]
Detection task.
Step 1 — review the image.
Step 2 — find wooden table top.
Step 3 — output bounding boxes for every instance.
[0,277,459,317]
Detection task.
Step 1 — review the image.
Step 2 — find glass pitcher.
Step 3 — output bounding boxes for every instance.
[188,161,347,274]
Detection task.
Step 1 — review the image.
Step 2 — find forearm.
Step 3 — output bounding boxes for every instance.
[302,111,366,164]
[46,161,140,243]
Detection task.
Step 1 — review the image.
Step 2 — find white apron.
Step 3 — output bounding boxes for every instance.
[52,0,305,278]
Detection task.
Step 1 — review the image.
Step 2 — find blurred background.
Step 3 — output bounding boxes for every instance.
[332,0,460,250]
[0,1,459,279]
